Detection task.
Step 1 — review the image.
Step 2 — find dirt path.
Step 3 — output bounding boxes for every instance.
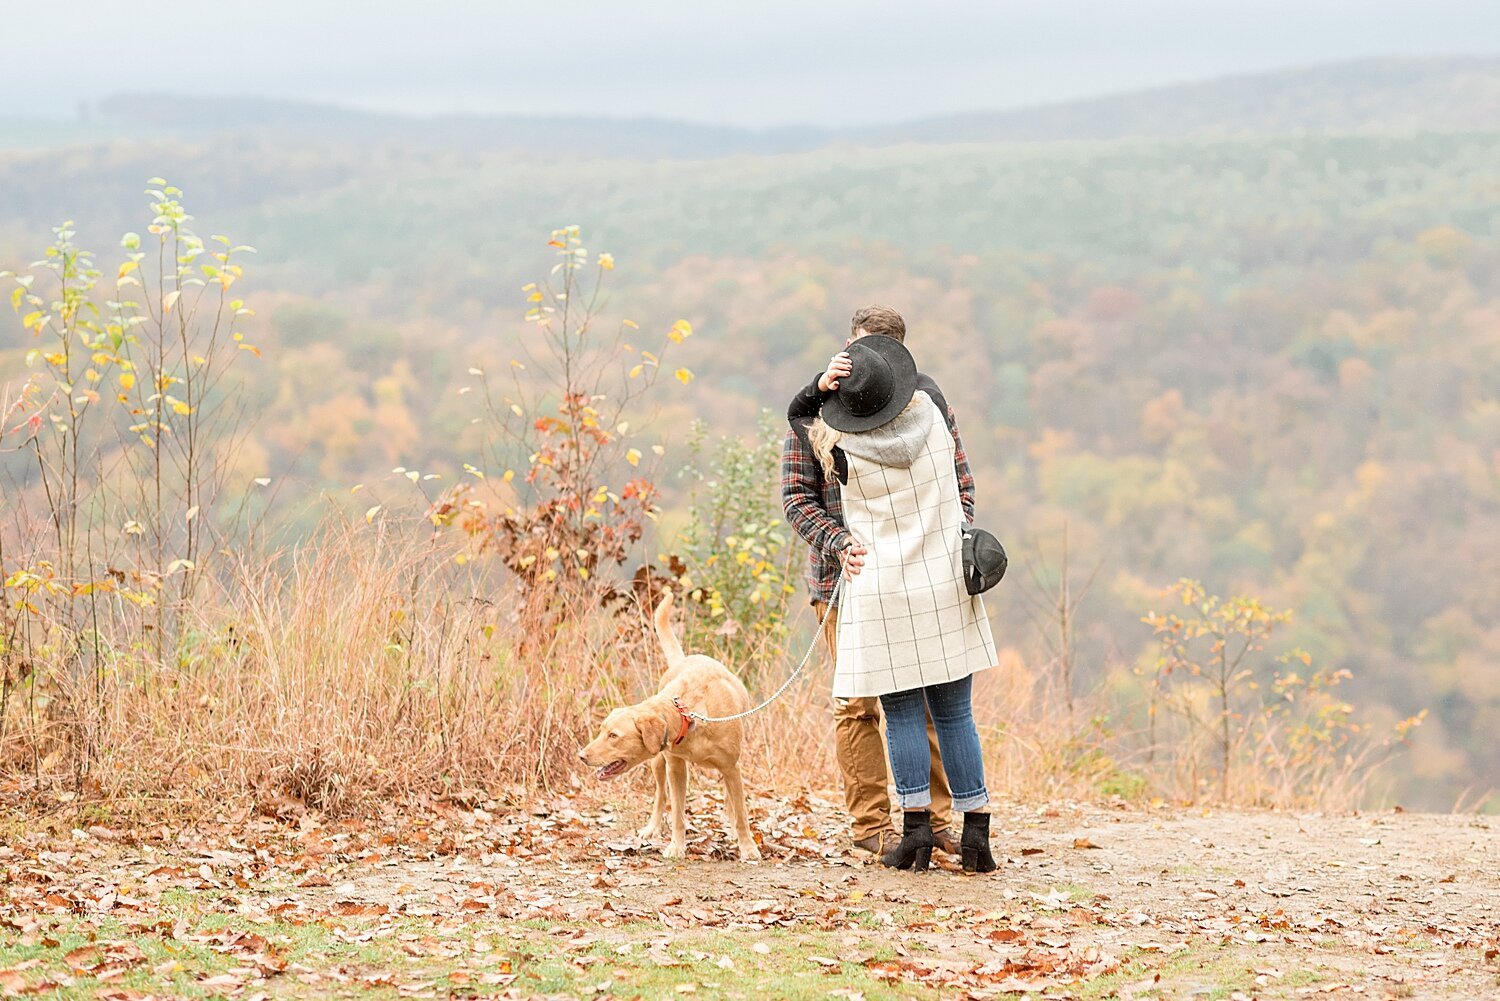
[312,793,1500,997]
[3,793,1497,999]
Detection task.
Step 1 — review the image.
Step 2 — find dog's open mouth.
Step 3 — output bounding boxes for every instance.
[595,759,627,780]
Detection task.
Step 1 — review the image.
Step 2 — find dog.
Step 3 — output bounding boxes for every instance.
[578,591,761,860]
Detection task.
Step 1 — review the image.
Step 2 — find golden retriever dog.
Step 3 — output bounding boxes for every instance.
[579,592,760,860]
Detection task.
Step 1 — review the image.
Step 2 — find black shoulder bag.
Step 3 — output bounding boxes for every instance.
[961,526,1008,595]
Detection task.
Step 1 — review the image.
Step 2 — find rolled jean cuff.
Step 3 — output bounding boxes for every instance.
[894,785,932,809]
[951,788,989,812]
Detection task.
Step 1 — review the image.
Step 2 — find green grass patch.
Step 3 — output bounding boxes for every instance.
[0,904,946,1001]
[1076,942,1336,1000]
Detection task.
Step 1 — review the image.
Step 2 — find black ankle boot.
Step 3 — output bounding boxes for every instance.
[881,810,934,871]
[961,811,997,873]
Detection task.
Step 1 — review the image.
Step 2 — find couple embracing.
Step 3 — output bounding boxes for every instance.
[781,305,998,874]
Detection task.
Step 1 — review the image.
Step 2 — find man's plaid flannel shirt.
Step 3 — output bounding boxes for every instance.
[781,399,975,607]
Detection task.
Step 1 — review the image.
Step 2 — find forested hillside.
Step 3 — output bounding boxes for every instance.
[2,65,1498,809]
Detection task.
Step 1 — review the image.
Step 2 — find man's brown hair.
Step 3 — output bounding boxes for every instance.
[850,305,905,343]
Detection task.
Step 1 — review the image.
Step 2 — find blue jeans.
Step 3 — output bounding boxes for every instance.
[879,675,989,813]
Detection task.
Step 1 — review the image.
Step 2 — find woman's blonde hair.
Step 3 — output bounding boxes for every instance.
[808,417,843,479]
[808,393,923,479]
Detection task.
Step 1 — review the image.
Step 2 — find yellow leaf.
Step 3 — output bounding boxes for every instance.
[598,253,614,271]
[117,260,139,280]
[626,448,641,467]
[171,400,192,416]
[628,364,644,378]
[162,290,181,314]
[502,469,515,483]
[675,367,694,384]
[365,505,382,523]
[119,372,135,390]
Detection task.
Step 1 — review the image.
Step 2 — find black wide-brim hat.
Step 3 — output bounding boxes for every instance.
[820,336,919,433]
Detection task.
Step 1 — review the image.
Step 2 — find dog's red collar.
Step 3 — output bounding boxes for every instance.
[669,698,694,747]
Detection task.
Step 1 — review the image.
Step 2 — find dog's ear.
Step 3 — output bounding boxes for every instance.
[637,713,665,753]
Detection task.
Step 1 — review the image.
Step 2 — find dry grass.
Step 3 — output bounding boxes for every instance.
[0,516,1400,822]
[2,518,669,819]
[0,518,1109,822]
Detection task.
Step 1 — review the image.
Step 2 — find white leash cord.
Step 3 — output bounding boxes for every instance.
[682,562,847,725]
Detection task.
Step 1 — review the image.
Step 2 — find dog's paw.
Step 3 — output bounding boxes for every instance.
[738,842,762,861]
[637,822,661,840]
[662,841,687,860]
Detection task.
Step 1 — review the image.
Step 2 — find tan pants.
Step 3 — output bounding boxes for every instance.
[815,602,954,839]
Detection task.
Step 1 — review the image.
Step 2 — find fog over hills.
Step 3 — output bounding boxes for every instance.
[47,56,1500,159]
[855,56,1500,143]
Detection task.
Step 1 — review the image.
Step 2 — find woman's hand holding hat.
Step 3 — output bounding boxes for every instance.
[819,351,852,392]
[819,336,918,433]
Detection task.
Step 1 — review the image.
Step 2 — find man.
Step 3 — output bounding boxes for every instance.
[781,305,976,857]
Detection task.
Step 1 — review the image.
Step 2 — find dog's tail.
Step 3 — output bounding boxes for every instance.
[654,590,686,667]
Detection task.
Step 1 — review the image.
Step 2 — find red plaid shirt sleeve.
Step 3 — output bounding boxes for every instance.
[948,405,976,524]
[781,427,852,556]
[781,427,851,604]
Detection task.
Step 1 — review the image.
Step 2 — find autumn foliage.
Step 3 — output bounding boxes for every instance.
[0,184,1441,820]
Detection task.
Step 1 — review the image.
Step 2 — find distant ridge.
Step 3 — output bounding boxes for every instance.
[858,56,1500,144]
[81,56,1500,157]
[92,94,825,158]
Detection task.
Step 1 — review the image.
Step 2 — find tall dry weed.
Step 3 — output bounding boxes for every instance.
[3,516,674,818]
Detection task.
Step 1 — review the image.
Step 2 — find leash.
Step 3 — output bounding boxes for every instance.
[680,562,846,725]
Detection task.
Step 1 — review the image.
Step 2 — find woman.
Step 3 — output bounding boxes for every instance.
[799,335,998,873]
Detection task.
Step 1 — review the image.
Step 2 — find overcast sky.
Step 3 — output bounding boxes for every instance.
[11,0,1500,127]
